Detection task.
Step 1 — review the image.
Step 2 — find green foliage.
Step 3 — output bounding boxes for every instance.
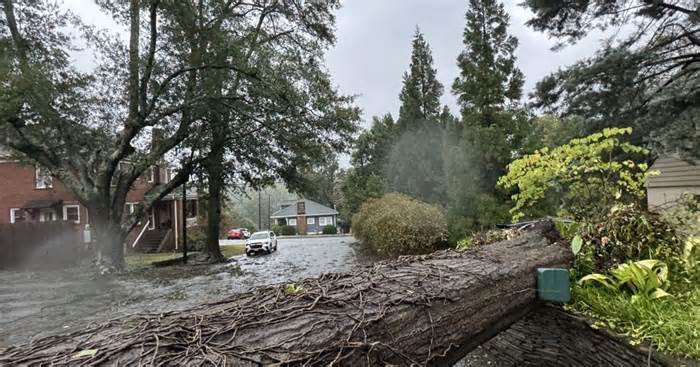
[352,193,447,256]
[659,193,700,239]
[455,237,473,251]
[285,283,305,296]
[384,126,446,204]
[578,205,682,275]
[455,228,516,251]
[659,194,700,289]
[569,286,700,359]
[579,260,671,301]
[321,225,337,235]
[521,115,584,154]
[570,235,583,256]
[186,225,208,251]
[278,225,297,236]
[453,0,524,119]
[397,28,445,131]
[524,1,700,160]
[498,127,652,222]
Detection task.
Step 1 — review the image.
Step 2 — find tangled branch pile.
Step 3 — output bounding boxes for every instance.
[0,222,570,366]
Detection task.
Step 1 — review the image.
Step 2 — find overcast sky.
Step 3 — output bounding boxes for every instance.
[324,0,612,128]
[67,0,609,129]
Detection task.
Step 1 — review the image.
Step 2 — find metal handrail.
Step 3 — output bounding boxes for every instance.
[132,219,151,248]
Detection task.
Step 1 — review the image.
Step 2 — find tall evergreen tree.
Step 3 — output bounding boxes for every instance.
[452,0,524,124]
[443,0,528,238]
[397,27,444,132]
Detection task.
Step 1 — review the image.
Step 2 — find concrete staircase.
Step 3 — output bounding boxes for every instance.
[135,229,170,252]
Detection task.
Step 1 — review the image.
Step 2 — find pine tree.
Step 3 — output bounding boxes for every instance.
[397,27,444,132]
[452,0,524,124]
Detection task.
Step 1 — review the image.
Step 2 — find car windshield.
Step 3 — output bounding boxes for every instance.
[249,232,269,240]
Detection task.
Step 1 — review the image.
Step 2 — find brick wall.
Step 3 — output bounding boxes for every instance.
[0,160,156,225]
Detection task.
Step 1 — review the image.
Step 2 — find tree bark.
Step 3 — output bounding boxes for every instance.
[0,222,574,366]
[91,209,127,274]
[204,136,226,263]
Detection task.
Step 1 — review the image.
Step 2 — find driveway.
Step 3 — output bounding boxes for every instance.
[0,236,373,347]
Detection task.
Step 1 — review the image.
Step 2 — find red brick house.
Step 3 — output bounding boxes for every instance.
[0,148,197,252]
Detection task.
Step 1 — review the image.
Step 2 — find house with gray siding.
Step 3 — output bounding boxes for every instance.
[270,199,338,235]
[647,156,700,209]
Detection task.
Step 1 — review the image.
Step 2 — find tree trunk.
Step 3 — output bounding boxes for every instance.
[0,222,576,366]
[204,136,226,263]
[91,210,127,274]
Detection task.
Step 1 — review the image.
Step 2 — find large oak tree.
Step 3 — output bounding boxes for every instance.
[0,0,357,271]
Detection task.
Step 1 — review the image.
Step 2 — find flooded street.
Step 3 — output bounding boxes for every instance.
[0,236,373,347]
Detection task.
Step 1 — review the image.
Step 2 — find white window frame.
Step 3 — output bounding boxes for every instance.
[307,217,315,225]
[319,216,334,226]
[35,166,53,189]
[288,218,297,226]
[148,166,156,183]
[63,205,81,224]
[10,208,24,223]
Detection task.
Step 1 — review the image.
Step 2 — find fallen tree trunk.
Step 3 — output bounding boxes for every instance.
[0,222,572,366]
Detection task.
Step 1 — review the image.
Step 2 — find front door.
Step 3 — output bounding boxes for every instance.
[39,209,57,222]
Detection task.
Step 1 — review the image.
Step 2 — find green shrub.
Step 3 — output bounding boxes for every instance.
[321,225,337,235]
[498,127,652,222]
[659,194,700,290]
[186,225,207,251]
[352,193,448,256]
[579,259,671,301]
[578,205,682,274]
[279,225,296,236]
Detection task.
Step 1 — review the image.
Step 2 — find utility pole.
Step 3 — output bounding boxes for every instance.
[258,191,262,230]
[182,176,188,264]
[268,195,271,229]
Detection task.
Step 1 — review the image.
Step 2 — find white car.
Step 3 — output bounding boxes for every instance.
[246,231,278,256]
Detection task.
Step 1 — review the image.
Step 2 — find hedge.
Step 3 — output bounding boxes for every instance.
[352,193,447,256]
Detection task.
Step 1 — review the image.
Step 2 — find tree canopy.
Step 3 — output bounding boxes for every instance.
[525,0,700,159]
[453,0,524,124]
[0,0,357,271]
[397,28,444,132]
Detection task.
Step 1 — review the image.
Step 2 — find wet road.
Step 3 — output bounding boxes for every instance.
[0,235,372,347]
[225,236,374,285]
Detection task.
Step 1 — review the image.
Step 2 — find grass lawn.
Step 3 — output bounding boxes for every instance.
[126,245,246,269]
[569,285,700,360]
[220,245,246,258]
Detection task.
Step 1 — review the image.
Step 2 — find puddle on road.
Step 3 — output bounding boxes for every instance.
[0,236,378,347]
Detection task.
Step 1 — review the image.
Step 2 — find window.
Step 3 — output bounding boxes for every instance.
[307,217,315,225]
[319,216,334,226]
[10,208,25,223]
[35,166,53,189]
[125,202,144,225]
[39,209,56,222]
[288,218,297,226]
[63,205,80,223]
[147,166,156,183]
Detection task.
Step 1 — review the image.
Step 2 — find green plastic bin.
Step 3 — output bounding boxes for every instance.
[537,268,571,303]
